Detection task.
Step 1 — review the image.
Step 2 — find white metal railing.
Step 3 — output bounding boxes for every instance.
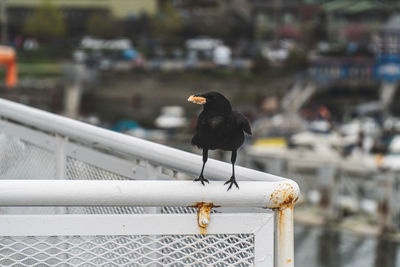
[0,98,300,267]
[246,146,400,231]
[0,180,294,208]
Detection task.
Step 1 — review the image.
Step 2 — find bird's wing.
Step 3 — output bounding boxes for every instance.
[209,116,224,129]
[234,111,252,135]
[196,112,205,131]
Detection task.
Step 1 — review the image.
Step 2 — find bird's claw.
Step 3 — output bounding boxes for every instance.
[224,176,239,191]
[194,176,209,186]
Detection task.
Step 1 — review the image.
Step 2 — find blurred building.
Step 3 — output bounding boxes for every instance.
[5,0,157,37]
[250,0,323,41]
[240,0,400,44]
[169,0,252,42]
[321,0,392,42]
[374,15,400,84]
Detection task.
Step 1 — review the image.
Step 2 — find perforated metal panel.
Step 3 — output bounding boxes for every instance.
[66,157,131,181]
[0,116,278,267]
[0,133,56,179]
[65,157,146,215]
[0,234,254,267]
[162,206,198,214]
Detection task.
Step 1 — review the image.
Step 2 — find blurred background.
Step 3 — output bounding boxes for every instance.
[1,0,400,266]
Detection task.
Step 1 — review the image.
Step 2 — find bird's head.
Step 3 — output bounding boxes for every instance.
[188,92,232,112]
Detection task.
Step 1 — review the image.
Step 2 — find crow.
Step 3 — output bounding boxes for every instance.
[188,92,252,190]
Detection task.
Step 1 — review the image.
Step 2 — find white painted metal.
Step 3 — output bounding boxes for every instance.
[0,119,170,180]
[55,135,66,179]
[0,119,56,151]
[0,99,300,267]
[254,211,276,265]
[0,180,292,208]
[276,207,295,267]
[0,213,274,236]
[0,98,299,186]
[65,141,161,180]
[0,213,274,267]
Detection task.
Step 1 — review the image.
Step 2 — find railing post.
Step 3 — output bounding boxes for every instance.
[55,134,66,180]
[276,206,294,267]
[55,134,67,215]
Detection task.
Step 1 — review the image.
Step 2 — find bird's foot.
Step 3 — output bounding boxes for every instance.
[224,176,239,191]
[194,175,209,186]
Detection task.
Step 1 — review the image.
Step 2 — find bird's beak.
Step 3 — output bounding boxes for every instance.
[188,95,206,105]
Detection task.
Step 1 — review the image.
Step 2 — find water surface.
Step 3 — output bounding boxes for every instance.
[295,225,400,267]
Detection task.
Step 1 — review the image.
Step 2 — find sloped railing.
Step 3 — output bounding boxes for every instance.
[0,98,299,267]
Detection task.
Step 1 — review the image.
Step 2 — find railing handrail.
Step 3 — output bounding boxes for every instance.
[0,180,295,208]
[0,99,299,267]
[0,98,299,197]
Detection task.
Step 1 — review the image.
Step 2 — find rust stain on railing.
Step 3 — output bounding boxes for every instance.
[276,204,295,266]
[268,183,298,210]
[270,183,297,267]
[191,202,218,235]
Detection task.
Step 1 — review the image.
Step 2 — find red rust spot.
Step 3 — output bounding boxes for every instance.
[190,202,217,235]
[287,259,292,263]
[190,202,220,209]
[268,183,298,210]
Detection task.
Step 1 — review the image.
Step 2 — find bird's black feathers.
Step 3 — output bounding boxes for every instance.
[189,91,251,190]
[191,93,251,150]
[234,111,252,135]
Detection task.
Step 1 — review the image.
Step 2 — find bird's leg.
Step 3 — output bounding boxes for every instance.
[224,150,239,190]
[194,149,209,185]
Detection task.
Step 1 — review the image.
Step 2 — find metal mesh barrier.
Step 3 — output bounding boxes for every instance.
[0,120,271,266]
[0,134,209,216]
[66,157,131,181]
[0,100,298,267]
[65,156,146,215]
[0,133,56,179]
[0,234,254,267]
[162,206,198,214]
[65,157,208,215]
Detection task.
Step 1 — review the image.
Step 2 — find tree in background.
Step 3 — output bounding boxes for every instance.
[23,0,65,42]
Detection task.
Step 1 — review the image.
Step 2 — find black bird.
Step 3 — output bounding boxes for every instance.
[188,92,252,190]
